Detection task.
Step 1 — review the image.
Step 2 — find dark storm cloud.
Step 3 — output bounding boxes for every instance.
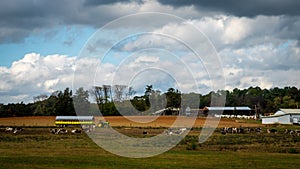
[0,0,77,42]
[83,0,138,6]
[157,0,300,17]
[1,0,300,44]
[0,0,132,43]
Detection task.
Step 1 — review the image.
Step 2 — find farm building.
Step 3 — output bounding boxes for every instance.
[203,106,254,116]
[55,116,95,127]
[152,107,180,116]
[261,109,300,125]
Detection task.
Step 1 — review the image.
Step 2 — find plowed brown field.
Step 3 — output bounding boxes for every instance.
[0,116,263,128]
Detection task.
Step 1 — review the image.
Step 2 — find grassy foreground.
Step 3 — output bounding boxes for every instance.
[0,127,300,169]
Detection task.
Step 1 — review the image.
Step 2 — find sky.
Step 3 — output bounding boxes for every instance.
[0,0,300,103]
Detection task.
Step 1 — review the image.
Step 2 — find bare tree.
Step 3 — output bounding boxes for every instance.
[103,85,112,103]
[91,86,104,105]
[126,86,136,100]
[33,94,48,103]
[113,85,127,101]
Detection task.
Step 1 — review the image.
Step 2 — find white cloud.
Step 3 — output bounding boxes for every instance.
[44,79,60,92]
[0,53,76,103]
[1,43,300,104]
[134,55,159,63]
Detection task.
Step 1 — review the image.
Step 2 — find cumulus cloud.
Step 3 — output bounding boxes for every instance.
[0,51,219,103]
[0,53,75,103]
[1,49,300,104]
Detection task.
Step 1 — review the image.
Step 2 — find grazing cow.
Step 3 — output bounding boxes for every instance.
[238,127,244,134]
[220,128,227,135]
[49,128,63,134]
[173,128,185,135]
[222,127,227,133]
[246,128,254,133]
[267,129,277,134]
[223,127,232,133]
[13,127,23,134]
[71,129,82,134]
[49,128,59,134]
[5,127,14,132]
[165,129,172,135]
[49,128,56,134]
[232,127,238,134]
[256,127,262,134]
[59,129,68,134]
[285,129,295,135]
[178,128,187,134]
[295,130,300,136]
[143,131,148,135]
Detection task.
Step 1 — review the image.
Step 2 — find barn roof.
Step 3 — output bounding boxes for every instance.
[55,116,94,121]
[280,109,300,114]
[262,109,300,118]
[205,107,251,111]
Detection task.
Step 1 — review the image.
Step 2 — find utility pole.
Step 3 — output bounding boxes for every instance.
[254,105,258,120]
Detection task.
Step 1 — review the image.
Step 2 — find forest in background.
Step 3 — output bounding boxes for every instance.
[0,85,300,117]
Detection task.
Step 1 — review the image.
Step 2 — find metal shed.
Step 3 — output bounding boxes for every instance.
[204,106,253,116]
[55,116,95,126]
[261,109,300,124]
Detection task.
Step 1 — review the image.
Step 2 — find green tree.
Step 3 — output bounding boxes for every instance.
[73,87,90,116]
[55,88,75,116]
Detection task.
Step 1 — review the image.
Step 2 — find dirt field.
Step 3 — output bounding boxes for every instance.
[0,116,263,128]
[0,116,56,126]
[101,116,263,128]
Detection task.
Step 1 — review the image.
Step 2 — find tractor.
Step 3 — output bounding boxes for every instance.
[98,120,110,128]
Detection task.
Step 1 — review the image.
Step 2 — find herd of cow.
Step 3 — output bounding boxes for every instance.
[164,128,187,135]
[49,128,83,134]
[220,126,300,136]
[4,127,83,134]
[4,126,300,136]
[4,127,23,134]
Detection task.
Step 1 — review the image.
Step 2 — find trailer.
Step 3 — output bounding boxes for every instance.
[293,117,300,125]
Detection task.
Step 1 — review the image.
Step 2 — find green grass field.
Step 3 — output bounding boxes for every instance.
[1,127,300,169]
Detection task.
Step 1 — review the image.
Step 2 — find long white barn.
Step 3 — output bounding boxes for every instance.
[261,109,300,125]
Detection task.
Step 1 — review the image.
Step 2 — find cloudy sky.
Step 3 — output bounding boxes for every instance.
[0,0,300,103]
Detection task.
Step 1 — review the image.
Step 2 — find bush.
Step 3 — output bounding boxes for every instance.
[287,148,298,154]
[186,141,197,150]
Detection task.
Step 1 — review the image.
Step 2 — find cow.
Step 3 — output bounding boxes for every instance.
[246,128,255,133]
[6,127,23,133]
[232,127,238,134]
[295,130,300,136]
[238,127,244,134]
[49,128,65,134]
[267,128,277,134]
[59,129,68,134]
[220,128,227,135]
[285,129,294,135]
[12,127,23,134]
[71,129,82,134]
[256,127,262,134]
[49,128,59,134]
[5,127,14,132]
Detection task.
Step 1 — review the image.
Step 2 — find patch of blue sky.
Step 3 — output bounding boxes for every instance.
[0,26,96,67]
[100,34,191,65]
[278,40,292,50]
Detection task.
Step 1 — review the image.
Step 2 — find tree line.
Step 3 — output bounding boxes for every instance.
[0,86,299,117]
